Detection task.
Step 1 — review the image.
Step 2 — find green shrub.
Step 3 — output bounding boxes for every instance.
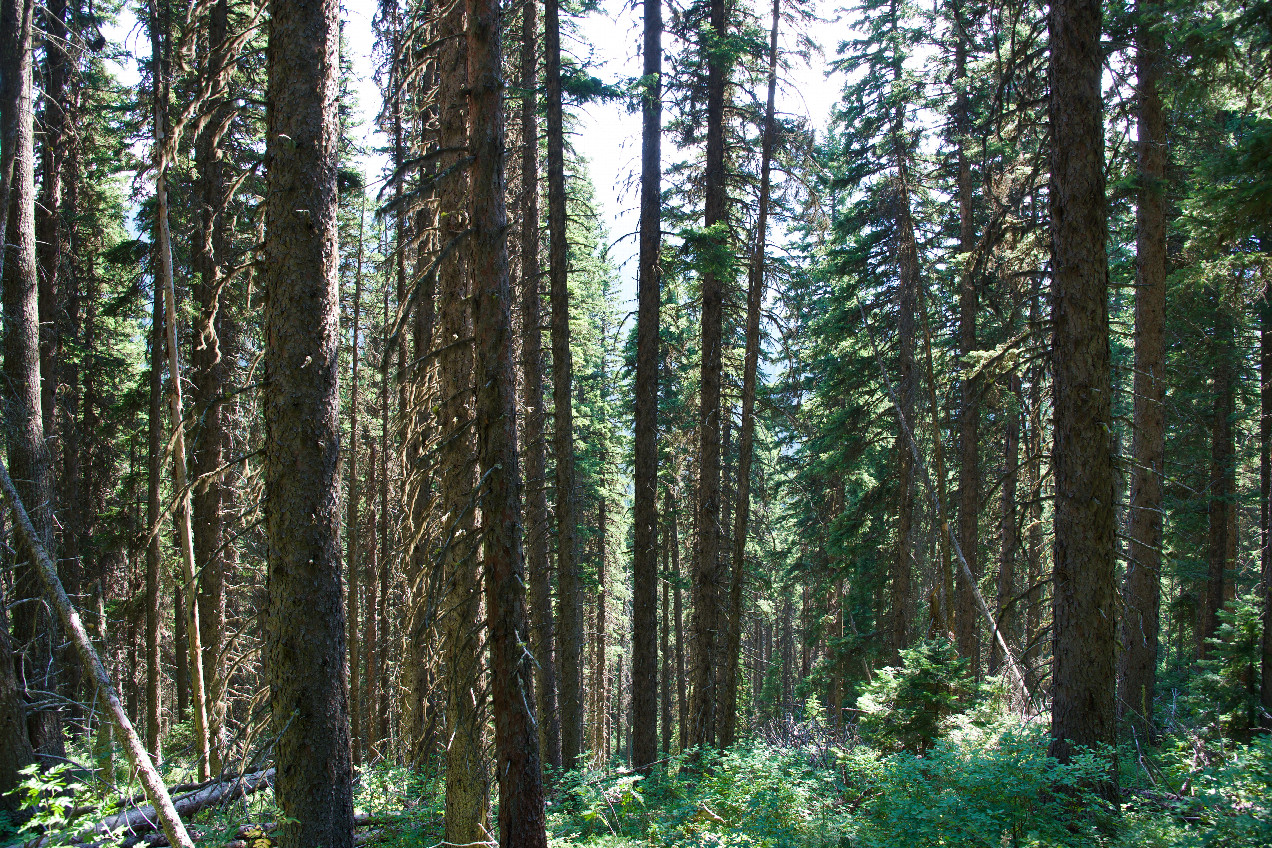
[856,638,978,754]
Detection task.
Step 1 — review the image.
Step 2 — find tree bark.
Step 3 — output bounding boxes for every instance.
[192,0,234,773]
[989,374,1020,675]
[347,201,365,766]
[147,275,164,761]
[4,0,65,761]
[466,0,549,837]
[262,0,355,840]
[594,499,608,762]
[952,0,981,673]
[1047,0,1117,789]
[1201,294,1234,657]
[631,0,663,773]
[721,0,778,749]
[1262,271,1272,725]
[437,1,488,839]
[1119,0,1166,731]
[546,0,584,771]
[150,2,211,779]
[519,0,562,772]
[670,487,686,747]
[689,0,729,750]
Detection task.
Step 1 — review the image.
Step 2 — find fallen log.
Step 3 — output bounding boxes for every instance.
[0,460,196,848]
[103,769,275,840]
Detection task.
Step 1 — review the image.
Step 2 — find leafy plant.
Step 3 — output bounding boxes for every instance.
[856,637,978,753]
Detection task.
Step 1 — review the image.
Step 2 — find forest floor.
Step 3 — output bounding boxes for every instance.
[3,711,1270,847]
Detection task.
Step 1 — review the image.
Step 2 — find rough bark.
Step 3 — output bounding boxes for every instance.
[1119,0,1166,731]
[437,1,488,839]
[953,0,981,672]
[0,566,33,816]
[192,0,233,773]
[348,203,365,766]
[36,0,67,452]
[4,0,65,760]
[467,0,551,792]
[721,0,778,748]
[1047,0,1117,787]
[594,500,608,761]
[519,0,562,772]
[146,282,163,761]
[1201,295,1234,656]
[989,374,1020,675]
[689,0,729,750]
[262,0,355,841]
[546,0,584,770]
[631,0,663,773]
[670,487,686,746]
[150,3,211,779]
[1262,272,1272,725]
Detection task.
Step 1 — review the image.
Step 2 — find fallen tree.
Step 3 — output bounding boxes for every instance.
[101,769,275,840]
[0,459,196,848]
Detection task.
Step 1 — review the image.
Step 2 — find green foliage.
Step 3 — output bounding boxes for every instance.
[839,721,1116,847]
[12,764,110,847]
[857,637,978,754]
[1190,591,1266,738]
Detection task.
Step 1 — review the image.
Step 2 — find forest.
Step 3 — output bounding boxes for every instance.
[0,0,1271,844]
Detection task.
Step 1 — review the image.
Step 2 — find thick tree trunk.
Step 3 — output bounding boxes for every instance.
[4,0,65,761]
[1262,273,1272,725]
[1119,0,1166,731]
[953,0,981,673]
[262,0,354,841]
[721,0,779,749]
[689,0,729,750]
[36,0,66,443]
[546,0,584,770]
[519,0,562,772]
[631,0,663,773]
[437,2,488,839]
[0,568,33,816]
[466,0,549,837]
[192,0,233,773]
[1047,0,1117,790]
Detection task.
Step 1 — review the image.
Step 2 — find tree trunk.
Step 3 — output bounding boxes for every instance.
[147,277,164,760]
[4,0,65,761]
[35,0,66,444]
[670,488,686,747]
[989,374,1020,675]
[466,0,549,837]
[1201,294,1234,657]
[1262,271,1272,725]
[689,0,729,750]
[0,560,33,816]
[519,0,562,772]
[953,0,981,673]
[347,203,365,766]
[262,0,355,840]
[437,1,488,839]
[546,0,584,771]
[150,2,211,779]
[631,0,663,773]
[1119,0,1166,731]
[661,535,672,754]
[365,445,379,760]
[721,0,779,749]
[594,499,608,763]
[192,0,234,773]
[1047,0,1117,790]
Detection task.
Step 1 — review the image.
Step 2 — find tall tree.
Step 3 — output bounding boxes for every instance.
[546,0,584,770]
[519,0,562,772]
[1046,0,1117,790]
[631,0,663,773]
[1119,0,1167,732]
[262,0,355,841]
[720,0,780,748]
[4,0,65,761]
[466,0,549,836]
[689,0,730,750]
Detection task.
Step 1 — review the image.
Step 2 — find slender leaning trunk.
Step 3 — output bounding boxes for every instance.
[262,0,354,841]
